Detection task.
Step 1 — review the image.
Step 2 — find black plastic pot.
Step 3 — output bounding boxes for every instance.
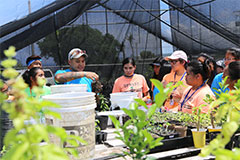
[95,131,108,144]
[0,107,13,150]
[96,115,108,130]
[149,136,194,153]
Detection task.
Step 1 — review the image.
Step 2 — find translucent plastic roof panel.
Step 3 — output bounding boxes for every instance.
[0,0,55,26]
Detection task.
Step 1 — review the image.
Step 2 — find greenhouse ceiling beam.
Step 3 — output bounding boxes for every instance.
[98,1,220,53]
[86,9,169,13]
[0,0,99,57]
[162,0,240,47]
[0,0,78,38]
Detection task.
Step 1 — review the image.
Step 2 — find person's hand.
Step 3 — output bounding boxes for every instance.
[1,83,8,92]
[84,72,99,81]
[162,80,167,88]
[171,90,181,102]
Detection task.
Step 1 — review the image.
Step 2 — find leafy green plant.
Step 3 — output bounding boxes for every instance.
[0,47,86,160]
[200,79,240,159]
[192,106,210,131]
[98,94,110,111]
[109,79,180,160]
[95,119,101,132]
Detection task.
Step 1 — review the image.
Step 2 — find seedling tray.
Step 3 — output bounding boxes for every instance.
[149,136,194,154]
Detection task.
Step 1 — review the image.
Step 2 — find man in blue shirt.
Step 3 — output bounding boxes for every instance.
[54,48,99,92]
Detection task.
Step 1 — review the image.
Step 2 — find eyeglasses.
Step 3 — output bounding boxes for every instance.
[224,58,236,61]
[169,60,179,64]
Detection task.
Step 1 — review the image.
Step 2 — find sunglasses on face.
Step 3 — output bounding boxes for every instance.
[169,60,179,64]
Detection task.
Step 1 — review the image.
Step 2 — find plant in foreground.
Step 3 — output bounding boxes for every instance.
[0,47,85,160]
[110,79,180,160]
[200,79,240,159]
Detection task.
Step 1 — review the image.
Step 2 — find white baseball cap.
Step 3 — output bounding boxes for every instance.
[165,50,188,62]
[68,48,88,60]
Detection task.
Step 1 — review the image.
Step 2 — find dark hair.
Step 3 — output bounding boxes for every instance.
[228,61,240,80]
[23,67,43,87]
[198,53,214,61]
[151,57,171,81]
[187,60,211,82]
[151,57,165,67]
[226,48,240,60]
[198,52,217,85]
[26,55,42,66]
[122,57,135,68]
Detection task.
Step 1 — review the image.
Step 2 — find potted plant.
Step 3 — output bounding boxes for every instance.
[95,119,107,144]
[95,94,110,130]
[191,105,210,148]
[173,112,194,137]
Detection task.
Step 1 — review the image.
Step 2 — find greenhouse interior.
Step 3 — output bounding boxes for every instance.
[0,0,240,159]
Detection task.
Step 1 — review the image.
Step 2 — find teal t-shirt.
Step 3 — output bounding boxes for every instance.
[55,69,93,92]
[211,73,229,97]
[24,86,51,124]
[25,86,51,98]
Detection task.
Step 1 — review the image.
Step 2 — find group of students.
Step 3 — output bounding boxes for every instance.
[112,48,240,114]
[1,47,240,116]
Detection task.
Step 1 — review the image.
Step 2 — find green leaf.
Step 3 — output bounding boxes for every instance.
[151,79,163,94]
[1,59,17,68]
[135,98,147,109]
[154,93,167,107]
[147,103,158,119]
[67,134,87,145]
[3,129,19,147]
[2,68,19,79]
[13,117,24,131]
[2,142,29,160]
[136,109,146,121]
[43,109,61,119]
[109,115,120,129]
[4,46,16,57]
[122,108,134,119]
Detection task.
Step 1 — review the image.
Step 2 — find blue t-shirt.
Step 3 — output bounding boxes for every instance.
[153,87,159,101]
[55,69,93,92]
[211,73,229,97]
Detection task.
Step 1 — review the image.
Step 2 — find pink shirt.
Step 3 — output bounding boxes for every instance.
[179,84,215,114]
[112,74,149,98]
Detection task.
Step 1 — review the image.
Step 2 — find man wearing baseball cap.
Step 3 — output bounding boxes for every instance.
[54,48,99,92]
[161,50,189,111]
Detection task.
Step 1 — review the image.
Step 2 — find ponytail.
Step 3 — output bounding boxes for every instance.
[187,60,211,81]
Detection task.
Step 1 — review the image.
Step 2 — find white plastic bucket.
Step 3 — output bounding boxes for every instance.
[43,92,96,107]
[110,92,138,109]
[110,92,138,99]
[50,84,87,94]
[43,93,96,160]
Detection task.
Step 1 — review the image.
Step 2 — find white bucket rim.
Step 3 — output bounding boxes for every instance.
[49,103,96,112]
[110,92,138,96]
[42,92,95,100]
[50,84,87,88]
